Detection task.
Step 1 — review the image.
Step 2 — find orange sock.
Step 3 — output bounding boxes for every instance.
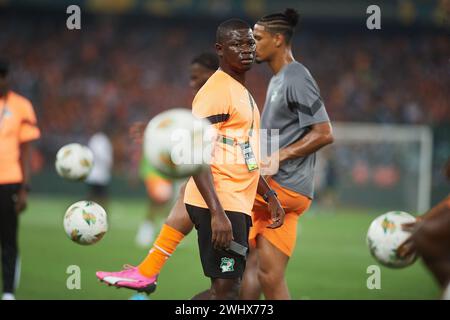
[138,224,185,277]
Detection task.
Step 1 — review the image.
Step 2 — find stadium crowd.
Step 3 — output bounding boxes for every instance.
[1,13,448,172]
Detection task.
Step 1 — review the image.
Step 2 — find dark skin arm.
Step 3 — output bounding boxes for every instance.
[398,160,450,258]
[192,167,233,249]
[263,122,334,177]
[257,176,285,229]
[15,142,31,214]
[278,122,334,164]
[398,195,450,258]
[417,196,450,222]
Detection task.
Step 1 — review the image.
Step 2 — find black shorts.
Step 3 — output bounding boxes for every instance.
[186,204,252,279]
[0,183,21,293]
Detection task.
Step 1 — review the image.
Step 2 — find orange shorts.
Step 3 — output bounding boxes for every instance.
[249,178,311,257]
[145,175,173,204]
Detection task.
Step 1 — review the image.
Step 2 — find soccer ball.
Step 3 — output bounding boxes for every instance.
[63,200,108,245]
[366,211,417,268]
[55,143,94,181]
[143,108,214,179]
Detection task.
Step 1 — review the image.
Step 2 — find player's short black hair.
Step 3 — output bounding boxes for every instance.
[191,52,219,71]
[256,8,300,44]
[0,58,10,77]
[216,19,251,44]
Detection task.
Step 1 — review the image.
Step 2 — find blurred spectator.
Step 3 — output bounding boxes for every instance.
[85,118,113,211]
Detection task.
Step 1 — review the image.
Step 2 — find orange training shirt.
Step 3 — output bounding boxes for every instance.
[0,91,40,184]
[184,70,260,216]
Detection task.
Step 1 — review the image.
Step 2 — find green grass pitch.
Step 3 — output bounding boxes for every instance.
[4,196,439,300]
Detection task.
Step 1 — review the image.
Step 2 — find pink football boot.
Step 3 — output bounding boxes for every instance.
[96,265,158,294]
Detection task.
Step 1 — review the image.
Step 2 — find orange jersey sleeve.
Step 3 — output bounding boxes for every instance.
[192,73,231,130]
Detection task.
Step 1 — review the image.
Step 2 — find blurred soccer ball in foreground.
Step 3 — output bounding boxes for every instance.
[366,211,417,268]
[55,143,94,181]
[63,200,108,245]
[143,108,214,179]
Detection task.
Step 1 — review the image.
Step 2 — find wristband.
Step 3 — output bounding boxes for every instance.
[263,189,277,202]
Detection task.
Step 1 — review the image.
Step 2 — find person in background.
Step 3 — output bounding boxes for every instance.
[0,58,40,300]
[399,158,450,300]
[85,120,113,211]
[240,9,334,300]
